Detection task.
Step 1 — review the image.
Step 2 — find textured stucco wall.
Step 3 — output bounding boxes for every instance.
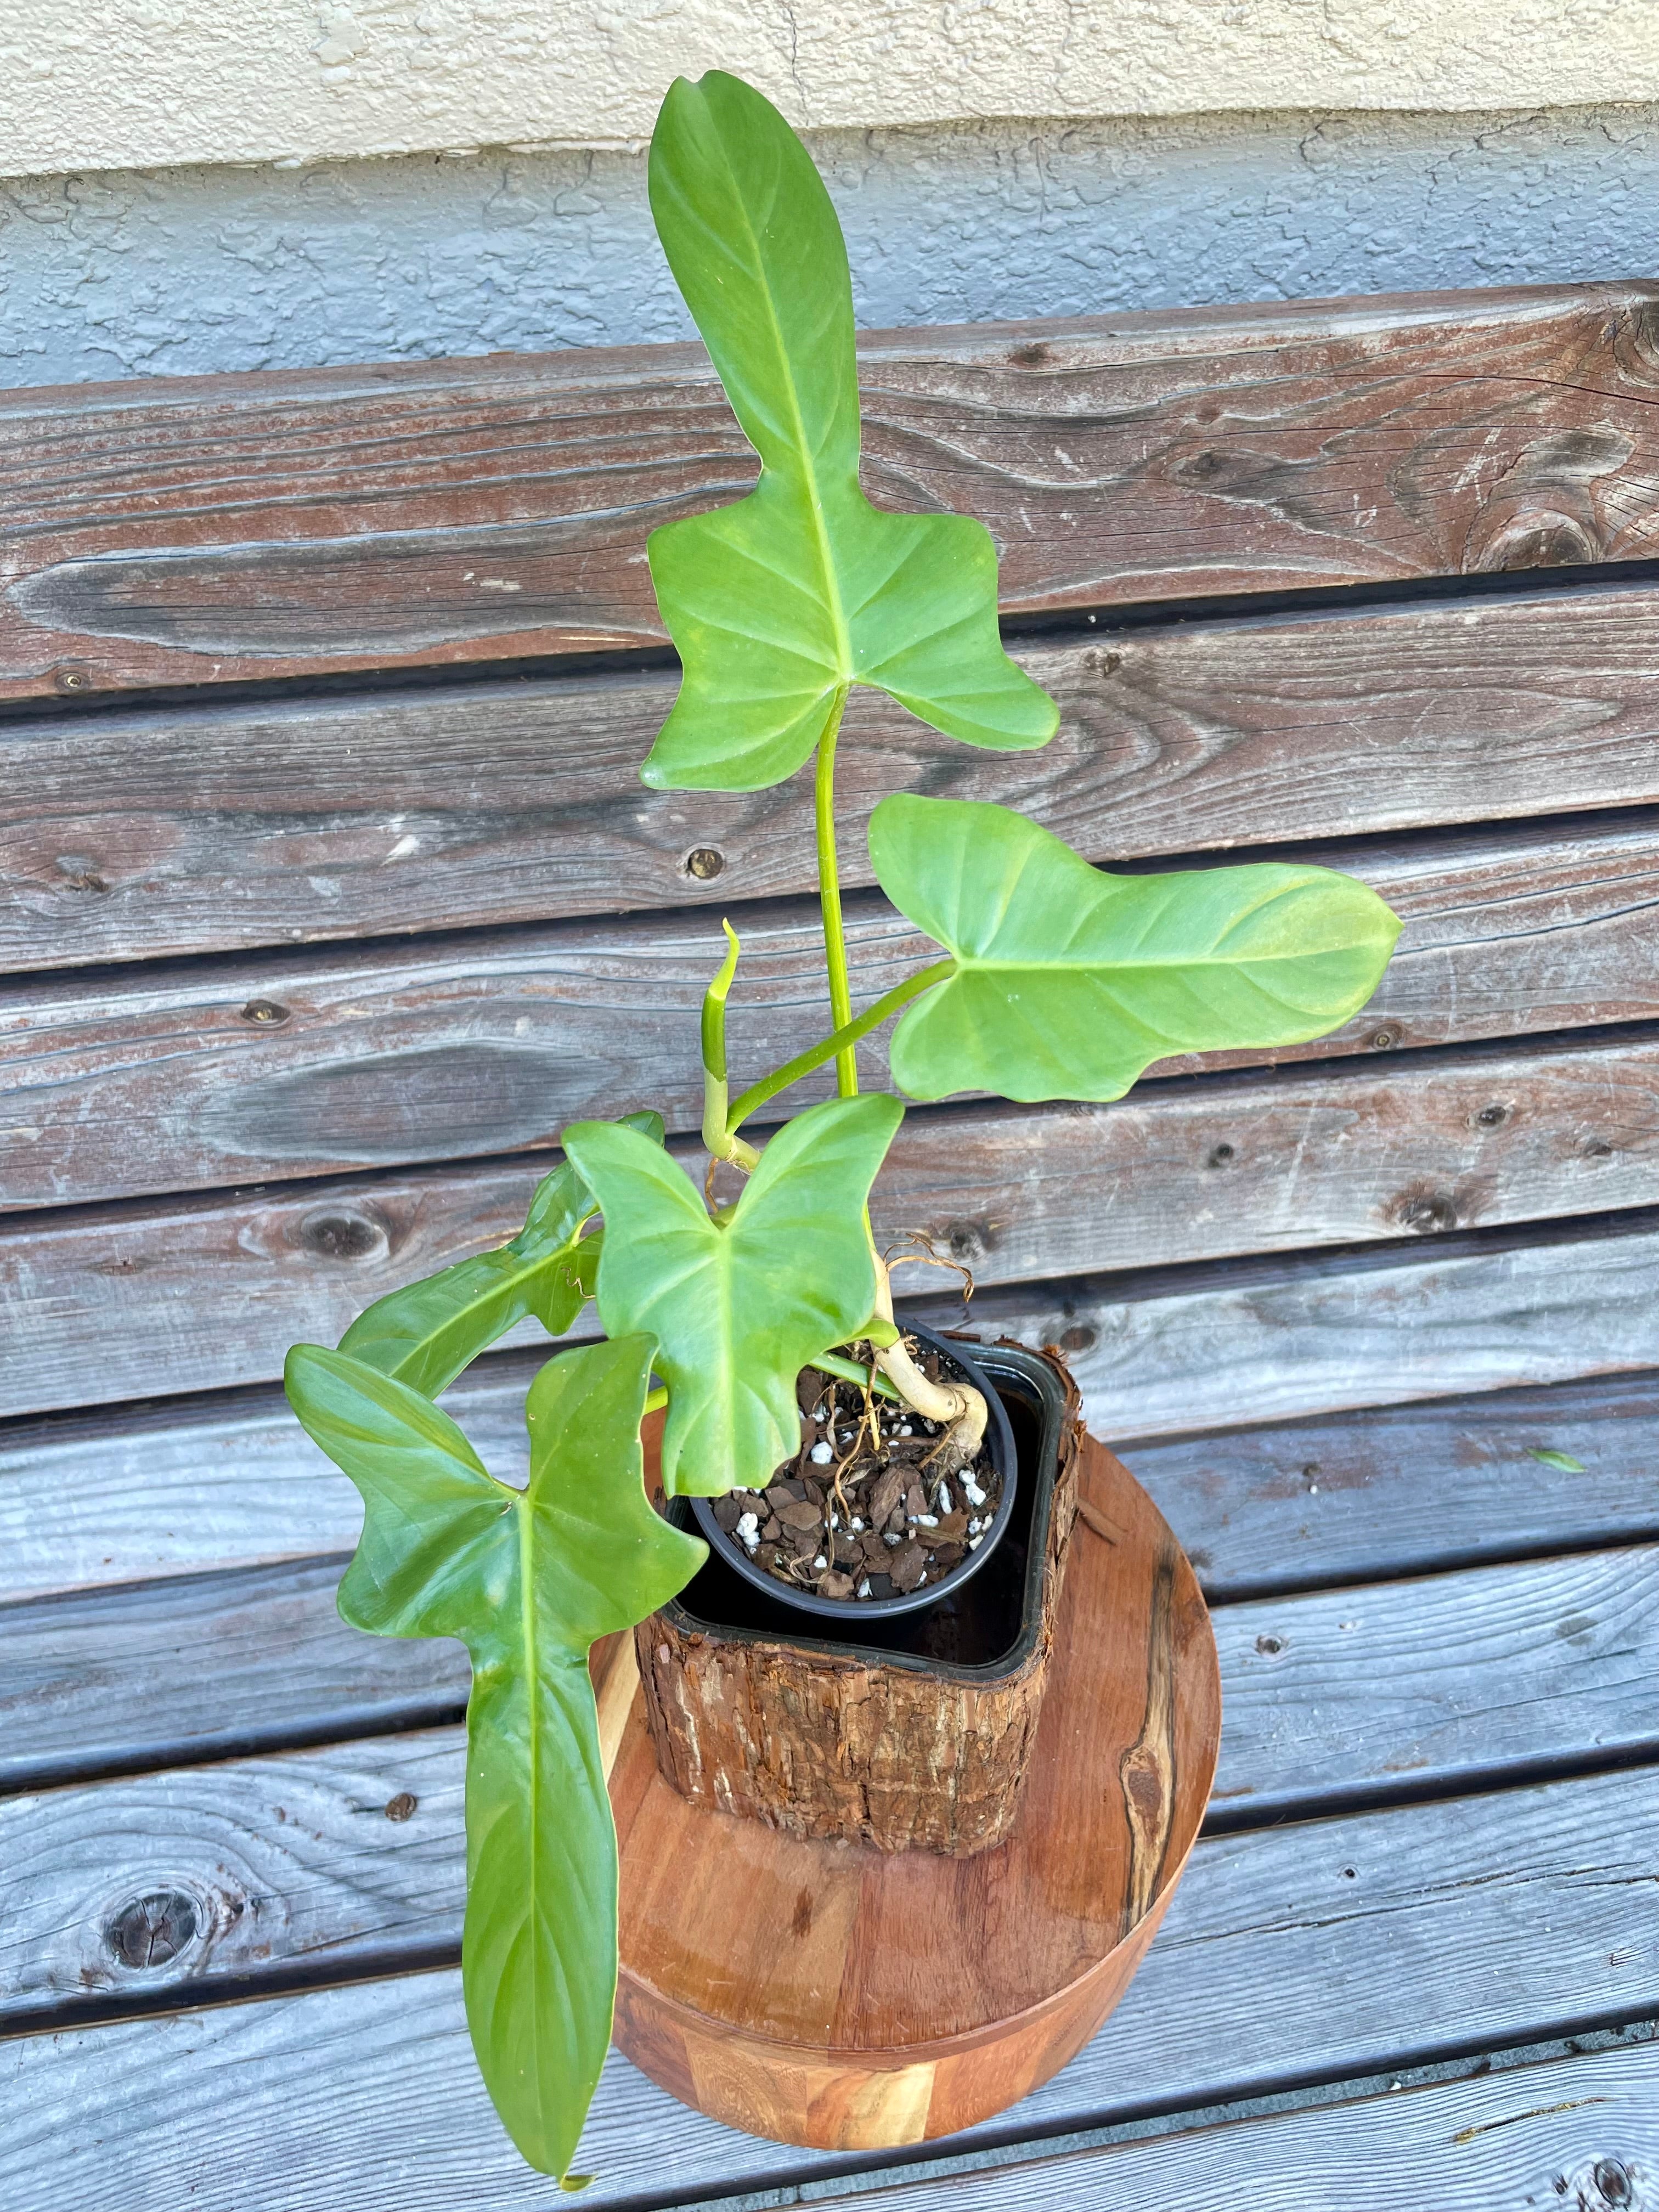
[2,3,1658,177]
[2,104,1655,388]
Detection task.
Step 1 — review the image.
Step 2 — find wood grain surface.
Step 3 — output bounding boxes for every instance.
[794,2041,1659,2212]
[13,812,1659,1203]
[3,1762,1654,2208]
[1211,1542,1659,1818]
[1127,1370,1659,1600]
[0,1559,470,1792]
[8,1031,1659,1411]
[0,1362,533,1602]
[2,285,1655,704]
[15,585,1659,971]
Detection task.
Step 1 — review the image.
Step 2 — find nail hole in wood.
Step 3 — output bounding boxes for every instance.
[1254,1634,1284,1657]
[1475,1103,1509,1127]
[1369,1026,1400,1051]
[1206,1142,1235,1168]
[107,1890,199,1970]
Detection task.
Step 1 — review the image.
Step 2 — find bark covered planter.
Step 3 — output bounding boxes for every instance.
[636,1338,1082,1855]
[610,1342,1221,2153]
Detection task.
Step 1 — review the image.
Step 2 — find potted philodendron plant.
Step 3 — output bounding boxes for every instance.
[285,70,1400,2187]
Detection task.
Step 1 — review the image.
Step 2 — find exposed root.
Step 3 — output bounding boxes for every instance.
[868,1251,988,1477]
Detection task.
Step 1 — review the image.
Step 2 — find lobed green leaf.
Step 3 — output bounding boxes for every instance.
[562,1093,903,1496]
[641,70,1056,792]
[283,1332,703,2182]
[869,794,1402,1102]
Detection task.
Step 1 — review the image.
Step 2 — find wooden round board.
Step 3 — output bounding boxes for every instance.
[603,1430,1221,2152]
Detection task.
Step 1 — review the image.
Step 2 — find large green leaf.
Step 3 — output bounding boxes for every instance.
[562,1093,902,1496]
[870,794,1402,1102]
[641,71,1056,792]
[283,1333,703,2183]
[337,1111,664,1397]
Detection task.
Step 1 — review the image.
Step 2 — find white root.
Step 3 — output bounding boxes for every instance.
[868,1254,989,1470]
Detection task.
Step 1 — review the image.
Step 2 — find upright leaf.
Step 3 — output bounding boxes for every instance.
[283,1334,703,2183]
[870,794,1401,1102]
[338,1111,665,1397]
[642,71,1057,792]
[563,1093,902,1495]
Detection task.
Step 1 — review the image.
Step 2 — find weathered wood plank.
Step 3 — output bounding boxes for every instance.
[2,1764,1654,2206]
[956,1214,1659,1446]
[8,1358,1658,1611]
[8,1519,1654,1816]
[1211,1543,1659,1818]
[792,2041,1659,2212]
[1129,1372,1659,1600]
[7,1034,1659,1410]
[0,1365,529,1603]
[16,586,1659,970]
[2,285,1655,705]
[13,814,1659,1202]
[0,1560,469,1791]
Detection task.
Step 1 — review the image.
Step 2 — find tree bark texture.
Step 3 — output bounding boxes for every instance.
[636,1352,1084,1856]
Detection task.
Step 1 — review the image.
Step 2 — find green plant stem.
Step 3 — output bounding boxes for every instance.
[725,960,955,1135]
[816,1350,905,1405]
[815,686,856,1097]
[642,1385,668,1418]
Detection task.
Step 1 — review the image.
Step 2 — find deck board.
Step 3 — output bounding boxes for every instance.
[784,2040,1659,2212]
[3,1764,1654,2207]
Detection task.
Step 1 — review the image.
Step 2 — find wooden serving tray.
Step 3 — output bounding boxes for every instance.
[603,1430,1221,2152]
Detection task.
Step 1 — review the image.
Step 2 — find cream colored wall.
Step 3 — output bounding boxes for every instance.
[5,1,1658,179]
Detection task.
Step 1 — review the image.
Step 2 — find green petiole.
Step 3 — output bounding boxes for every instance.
[725,959,956,1136]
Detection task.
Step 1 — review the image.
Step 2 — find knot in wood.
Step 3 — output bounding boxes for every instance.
[1396,1189,1458,1234]
[383,1792,417,1822]
[1593,2158,1634,2207]
[296,1207,386,1261]
[240,998,290,1026]
[1054,1323,1097,1356]
[107,1889,199,1970]
[684,847,725,881]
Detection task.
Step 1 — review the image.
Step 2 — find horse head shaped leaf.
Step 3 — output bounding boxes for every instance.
[642,71,1058,792]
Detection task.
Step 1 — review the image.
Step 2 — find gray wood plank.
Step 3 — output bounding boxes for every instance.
[0,1560,469,1791]
[8,1525,1655,1814]
[2,1764,1654,2208]
[1,284,1651,707]
[1210,1544,1659,1818]
[1127,1373,1659,1601]
[0,1363,532,1601]
[957,1211,1659,1447]
[9,1030,1659,1410]
[13,811,1659,1203]
[788,2041,1659,2212]
[12,582,1659,972]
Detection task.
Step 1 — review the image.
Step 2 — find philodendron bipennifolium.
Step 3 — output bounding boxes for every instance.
[284,70,1401,2184]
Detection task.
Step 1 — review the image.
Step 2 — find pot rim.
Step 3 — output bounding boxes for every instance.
[687,1324,1019,1621]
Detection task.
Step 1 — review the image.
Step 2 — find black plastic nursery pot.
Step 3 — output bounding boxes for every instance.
[638,1336,1080,1856]
[686,1324,1020,1622]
